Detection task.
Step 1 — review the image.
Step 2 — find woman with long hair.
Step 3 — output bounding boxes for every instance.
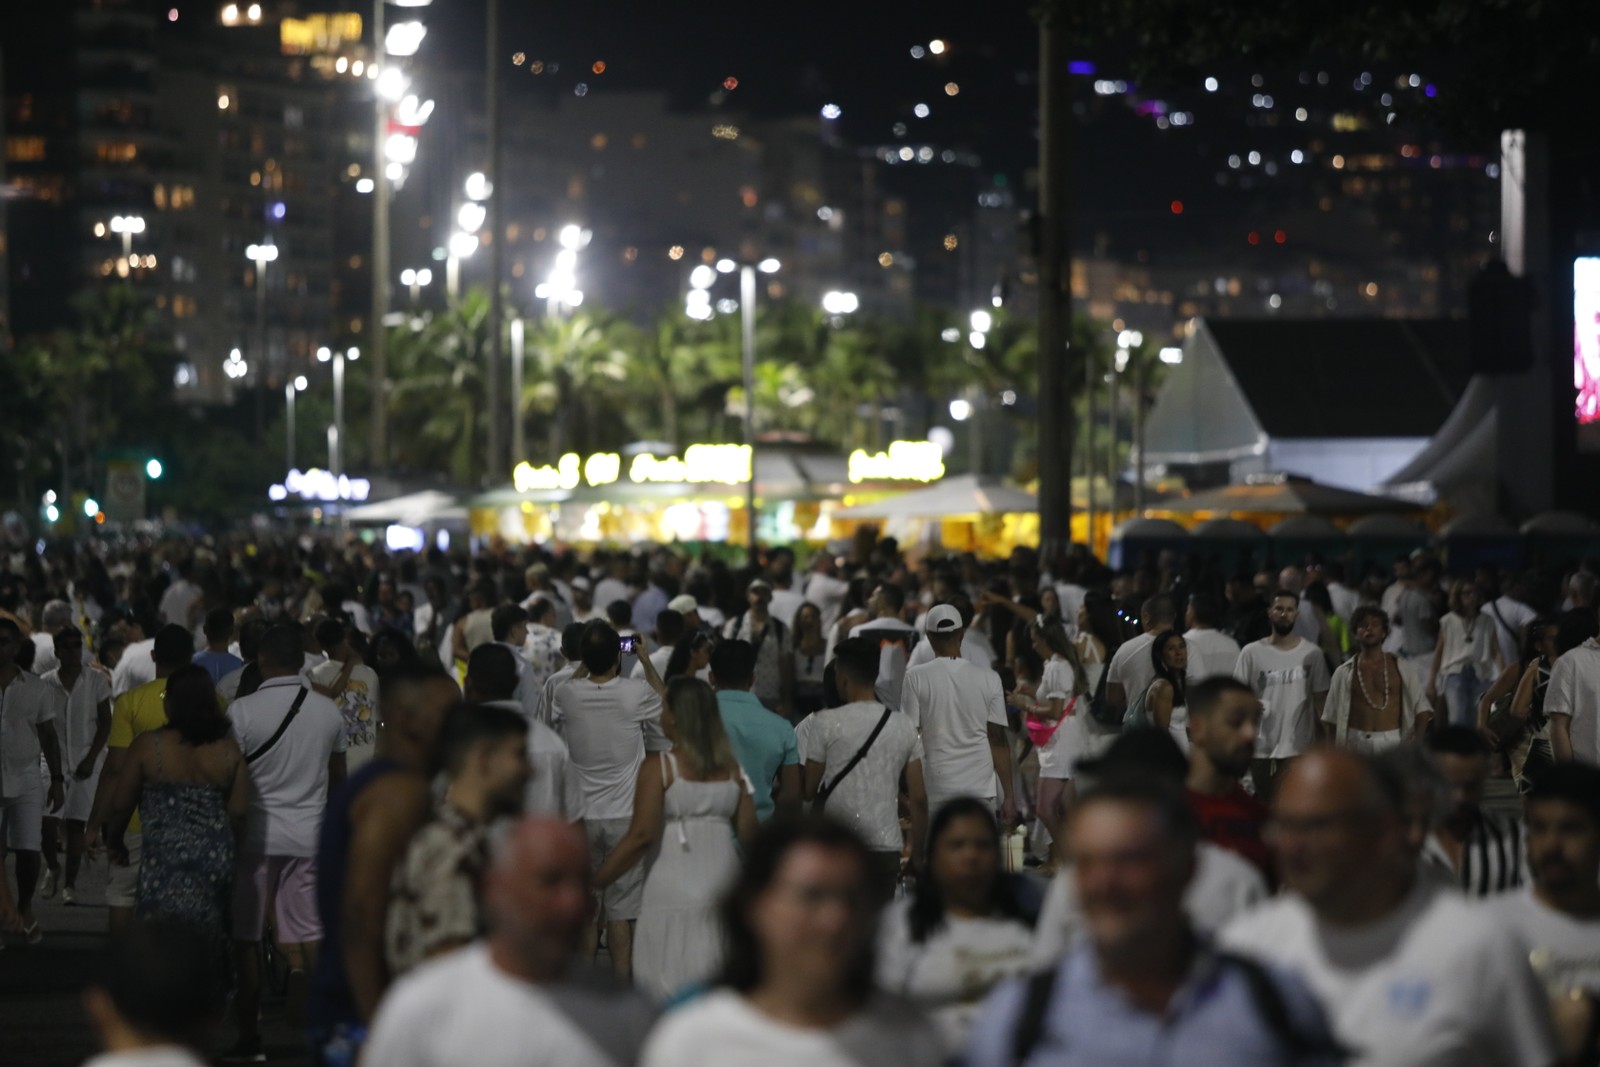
[1012,618,1087,861]
[1143,629,1191,752]
[1476,617,1560,790]
[663,630,715,683]
[876,799,1038,1055]
[1075,590,1124,756]
[790,602,828,721]
[1429,580,1502,727]
[594,677,757,1001]
[102,664,248,984]
[641,817,942,1067]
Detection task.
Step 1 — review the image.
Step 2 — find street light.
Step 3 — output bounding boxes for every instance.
[223,347,249,380]
[821,290,859,315]
[399,267,432,303]
[446,232,479,299]
[742,259,779,559]
[285,375,307,472]
[109,215,146,259]
[246,242,279,380]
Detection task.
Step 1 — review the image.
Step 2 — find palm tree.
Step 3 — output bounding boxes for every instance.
[387,291,492,485]
[520,309,635,455]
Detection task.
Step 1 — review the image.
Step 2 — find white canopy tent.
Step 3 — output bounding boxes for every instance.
[344,490,466,527]
[834,474,1037,520]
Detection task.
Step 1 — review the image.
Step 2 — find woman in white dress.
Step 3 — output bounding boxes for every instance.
[1074,591,1124,761]
[594,677,758,1001]
[1143,629,1191,753]
[1013,618,1085,862]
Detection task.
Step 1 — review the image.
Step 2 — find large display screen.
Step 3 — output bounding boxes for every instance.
[1577,257,1600,451]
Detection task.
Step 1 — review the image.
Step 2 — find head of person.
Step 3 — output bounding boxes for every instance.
[1375,742,1452,857]
[1270,749,1412,922]
[744,577,774,615]
[202,608,234,646]
[604,599,633,630]
[469,579,497,610]
[719,817,877,1003]
[662,677,737,777]
[909,798,1031,943]
[146,622,190,673]
[579,620,622,676]
[1569,570,1597,609]
[1267,589,1301,636]
[84,918,225,1054]
[1303,580,1334,618]
[464,643,520,704]
[377,663,460,768]
[162,664,229,746]
[1150,628,1187,695]
[709,638,756,692]
[1078,589,1123,652]
[870,581,906,619]
[570,576,594,609]
[52,625,86,670]
[491,604,529,646]
[558,622,585,664]
[484,817,595,981]
[655,609,686,649]
[1030,613,1073,661]
[41,598,72,633]
[667,594,702,631]
[313,618,350,660]
[1186,593,1222,631]
[664,630,715,681]
[368,628,422,674]
[255,623,305,679]
[1185,676,1260,780]
[1138,594,1176,635]
[1067,773,1198,963]
[924,603,965,655]
[831,637,880,704]
[1278,566,1307,595]
[439,702,530,817]
[794,601,823,641]
[1077,727,1189,790]
[523,562,551,591]
[236,617,270,665]
[1039,586,1061,619]
[526,597,558,630]
[1524,763,1600,903]
[1424,725,1492,822]
[1350,604,1389,650]
[1523,616,1559,666]
[1448,579,1485,617]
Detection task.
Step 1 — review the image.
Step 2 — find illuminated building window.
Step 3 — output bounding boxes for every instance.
[6,136,45,163]
[93,141,138,164]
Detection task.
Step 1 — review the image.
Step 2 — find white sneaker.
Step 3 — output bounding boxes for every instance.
[61,886,76,905]
[38,870,57,900]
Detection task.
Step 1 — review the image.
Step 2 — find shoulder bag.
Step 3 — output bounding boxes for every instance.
[245,687,310,764]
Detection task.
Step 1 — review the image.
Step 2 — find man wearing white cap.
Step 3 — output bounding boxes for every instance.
[568,576,602,624]
[721,579,793,718]
[900,604,1016,822]
[666,594,703,633]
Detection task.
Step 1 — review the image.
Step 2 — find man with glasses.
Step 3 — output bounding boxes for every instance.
[1233,591,1330,799]
[1222,749,1560,1067]
[1321,605,1432,754]
[39,626,112,904]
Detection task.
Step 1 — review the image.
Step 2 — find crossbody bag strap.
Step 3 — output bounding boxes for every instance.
[815,708,893,808]
[245,686,309,764]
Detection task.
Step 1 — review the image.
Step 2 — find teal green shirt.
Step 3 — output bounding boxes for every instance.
[716,689,800,821]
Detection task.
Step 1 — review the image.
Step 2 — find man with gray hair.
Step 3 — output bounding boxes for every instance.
[31,599,74,675]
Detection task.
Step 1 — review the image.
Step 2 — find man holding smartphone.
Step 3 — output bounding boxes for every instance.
[551,621,668,981]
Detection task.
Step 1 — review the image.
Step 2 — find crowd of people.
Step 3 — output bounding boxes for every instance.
[3,533,1600,1066]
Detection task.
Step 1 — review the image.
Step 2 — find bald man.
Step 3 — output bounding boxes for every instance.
[363,818,655,1067]
[1220,749,1560,1067]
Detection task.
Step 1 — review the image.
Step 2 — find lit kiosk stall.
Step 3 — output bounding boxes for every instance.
[478,440,946,548]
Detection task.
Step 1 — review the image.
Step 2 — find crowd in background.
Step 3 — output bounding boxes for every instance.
[1,531,1599,1066]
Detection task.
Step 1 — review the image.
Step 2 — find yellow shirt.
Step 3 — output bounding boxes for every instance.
[107,678,168,833]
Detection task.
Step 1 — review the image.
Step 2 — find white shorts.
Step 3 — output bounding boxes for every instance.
[586,818,646,921]
[1,790,44,851]
[1344,729,1403,756]
[105,831,144,908]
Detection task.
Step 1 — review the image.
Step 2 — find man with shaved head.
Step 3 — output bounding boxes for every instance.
[362,817,655,1067]
[1221,749,1561,1067]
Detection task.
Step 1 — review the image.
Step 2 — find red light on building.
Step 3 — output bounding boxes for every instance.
[1274,230,1287,244]
[1170,200,1183,215]
[1247,231,1260,245]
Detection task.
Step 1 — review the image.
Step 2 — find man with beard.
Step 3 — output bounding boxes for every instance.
[386,704,532,976]
[1320,606,1433,753]
[1497,762,1600,1063]
[1185,676,1273,883]
[1233,591,1330,800]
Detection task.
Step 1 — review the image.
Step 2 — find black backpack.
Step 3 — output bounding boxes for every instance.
[1084,657,1122,729]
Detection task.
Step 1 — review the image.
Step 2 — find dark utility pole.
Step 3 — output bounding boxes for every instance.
[1036,17,1075,554]
[485,0,504,485]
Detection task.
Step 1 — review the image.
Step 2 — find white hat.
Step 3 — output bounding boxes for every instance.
[571,576,593,592]
[925,604,965,633]
[668,594,699,615]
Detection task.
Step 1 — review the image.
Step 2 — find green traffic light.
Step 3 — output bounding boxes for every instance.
[146,459,163,479]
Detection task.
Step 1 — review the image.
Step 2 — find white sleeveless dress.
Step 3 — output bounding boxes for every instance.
[633,752,744,1002]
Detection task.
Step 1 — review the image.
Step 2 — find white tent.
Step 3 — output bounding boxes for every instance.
[834,474,1036,520]
[344,490,466,526]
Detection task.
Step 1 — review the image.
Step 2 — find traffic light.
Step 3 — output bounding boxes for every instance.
[145,458,163,479]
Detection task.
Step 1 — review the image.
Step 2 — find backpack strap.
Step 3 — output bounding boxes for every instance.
[245,687,310,764]
[1010,965,1060,1065]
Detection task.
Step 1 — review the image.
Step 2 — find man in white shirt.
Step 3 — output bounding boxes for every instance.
[485,604,542,725]
[631,610,683,682]
[899,605,1016,822]
[227,624,348,1060]
[1233,589,1331,798]
[0,617,65,938]
[553,622,667,980]
[801,637,927,902]
[521,598,567,699]
[465,644,582,822]
[1182,594,1241,682]
[802,551,850,633]
[1546,623,1600,765]
[1220,749,1562,1067]
[538,624,586,730]
[766,564,807,631]
[30,599,73,676]
[848,581,918,709]
[568,576,603,624]
[908,595,994,670]
[40,626,112,905]
[362,817,657,1067]
[157,564,201,629]
[310,618,380,772]
[1105,595,1176,716]
[110,621,157,698]
[1487,573,1540,672]
[1498,763,1600,1061]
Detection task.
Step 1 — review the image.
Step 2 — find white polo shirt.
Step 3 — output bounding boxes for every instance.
[553,676,666,821]
[228,675,347,857]
[899,656,1006,806]
[1106,632,1157,704]
[1184,628,1243,682]
[0,670,61,798]
[1545,639,1600,764]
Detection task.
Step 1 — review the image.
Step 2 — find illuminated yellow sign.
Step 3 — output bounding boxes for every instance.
[515,444,752,492]
[281,13,362,55]
[848,441,946,483]
[513,454,581,492]
[584,452,621,487]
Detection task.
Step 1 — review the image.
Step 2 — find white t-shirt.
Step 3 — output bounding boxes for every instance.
[553,676,666,821]
[159,579,201,627]
[801,701,922,850]
[1497,887,1600,995]
[1435,612,1498,681]
[480,700,583,820]
[1220,879,1561,1067]
[849,617,918,709]
[642,988,943,1067]
[540,664,578,729]
[42,667,111,769]
[769,589,806,630]
[364,944,656,1067]
[1543,640,1600,764]
[803,572,851,633]
[875,899,1034,1054]
[111,637,157,697]
[593,578,633,614]
[309,658,380,772]
[1106,631,1157,705]
[228,676,347,857]
[1233,639,1331,759]
[899,657,1007,806]
[1,670,61,798]
[906,629,995,672]
[629,647,673,682]
[1031,841,1267,965]
[1184,628,1242,683]
[1488,596,1539,669]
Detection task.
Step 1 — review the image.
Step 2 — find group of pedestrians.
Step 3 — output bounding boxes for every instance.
[4,536,1600,1067]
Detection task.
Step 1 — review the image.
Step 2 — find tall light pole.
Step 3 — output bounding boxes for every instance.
[736,258,781,561]
[318,346,359,477]
[509,317,525,466]
[245,241,279,380]
[371,0,391,472]
[109,214,145,260]
[485,0,504,485]
[285,374,307,471]
[1036,15,1074,555]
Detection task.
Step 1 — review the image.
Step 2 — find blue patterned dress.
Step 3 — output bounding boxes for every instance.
[136,735,237,988]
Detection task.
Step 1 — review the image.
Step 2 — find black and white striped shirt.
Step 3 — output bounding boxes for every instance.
[1425,811,1525,897]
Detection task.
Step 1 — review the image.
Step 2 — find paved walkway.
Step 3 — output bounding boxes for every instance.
[0,856,310,1066]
